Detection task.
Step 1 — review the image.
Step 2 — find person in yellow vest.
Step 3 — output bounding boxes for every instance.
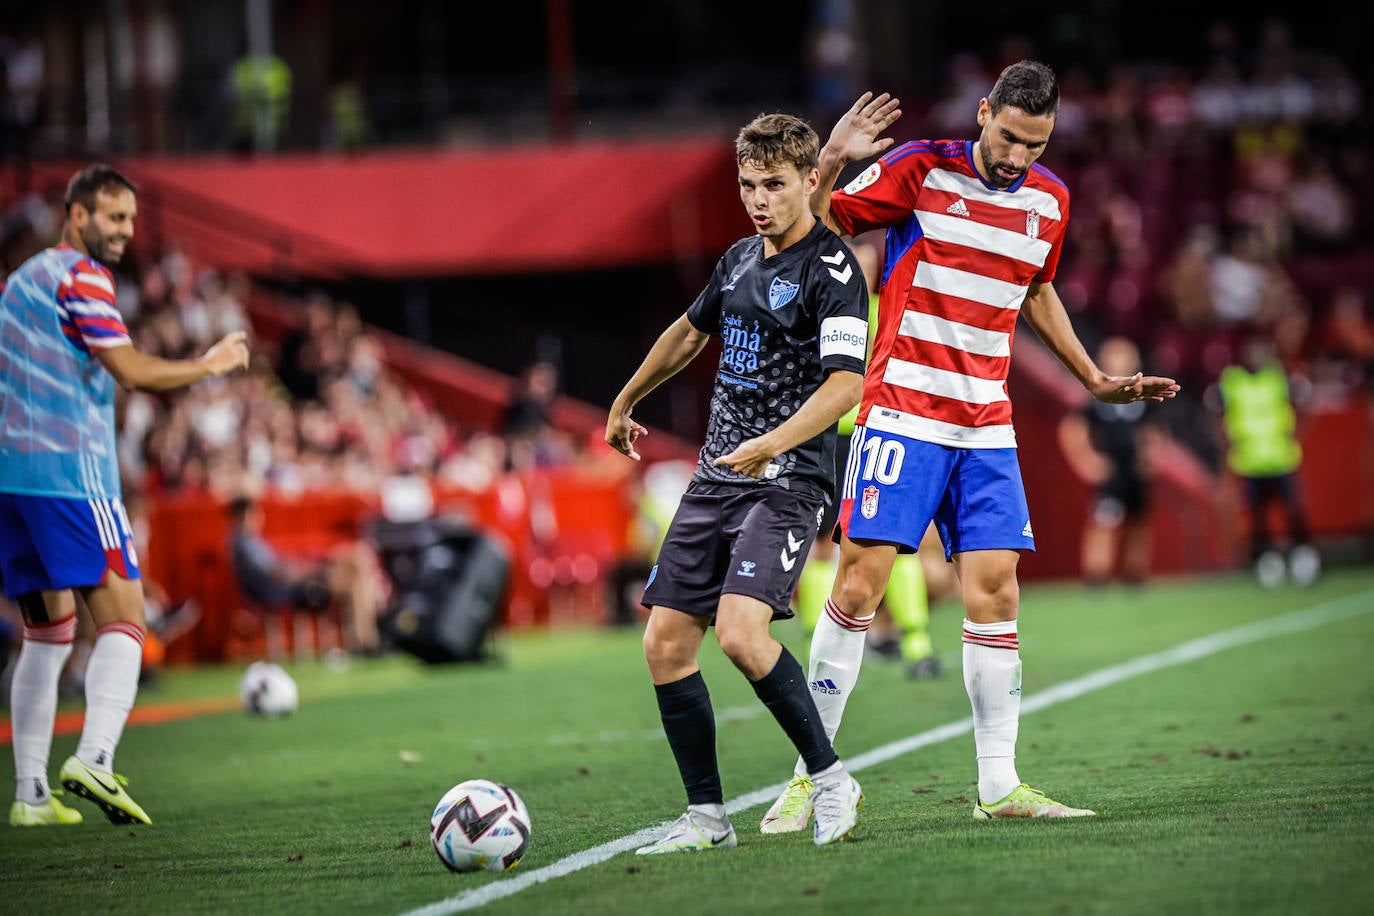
[324,81,372,153]
[230,47,292,153]
[1215,333,1319,587]
[793,237,957,678]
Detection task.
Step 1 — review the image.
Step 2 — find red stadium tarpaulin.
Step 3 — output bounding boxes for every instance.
[11,142,745,278]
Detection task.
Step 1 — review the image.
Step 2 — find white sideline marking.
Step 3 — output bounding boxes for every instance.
[401,589,1374,916]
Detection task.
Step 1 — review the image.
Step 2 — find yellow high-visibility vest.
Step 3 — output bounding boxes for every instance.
[1218,361,1302,477]
[232,53,292,145]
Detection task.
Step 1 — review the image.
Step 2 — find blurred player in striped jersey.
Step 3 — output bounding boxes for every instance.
[761,62,1179,831]
[1,164,249,826]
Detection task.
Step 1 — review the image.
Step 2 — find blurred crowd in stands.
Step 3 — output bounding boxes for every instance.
[0,17,1370,656]
[111,259,591,504]
[4,18,1367,456]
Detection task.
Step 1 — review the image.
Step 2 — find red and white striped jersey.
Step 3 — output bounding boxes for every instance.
[830,140,1070,448]
[53,243,131,352]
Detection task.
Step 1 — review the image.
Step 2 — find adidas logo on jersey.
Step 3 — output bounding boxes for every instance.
[946,198,971,217]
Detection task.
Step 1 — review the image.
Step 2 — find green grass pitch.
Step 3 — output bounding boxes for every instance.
[2,567,1372,915]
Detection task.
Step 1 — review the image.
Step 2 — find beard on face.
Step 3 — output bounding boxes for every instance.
[979,138,1026,190]
[82,220,122,265]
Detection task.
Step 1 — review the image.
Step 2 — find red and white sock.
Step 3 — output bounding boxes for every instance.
[793,598,874,777]
[11,618,77,805]
[962,618,1022,803]
[75,622,145,773]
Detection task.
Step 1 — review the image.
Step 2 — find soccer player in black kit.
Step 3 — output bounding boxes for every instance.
[1058,336,1160,587]
[606,112,871,852]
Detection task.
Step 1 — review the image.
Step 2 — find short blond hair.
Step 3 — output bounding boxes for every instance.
[735,113,819,175]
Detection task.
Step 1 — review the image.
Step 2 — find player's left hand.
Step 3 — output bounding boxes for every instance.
[606,410,648,461]
[1091,372,1181,404]
[202,330,250,376]
[823,91,902,165]
[713,438,776,478]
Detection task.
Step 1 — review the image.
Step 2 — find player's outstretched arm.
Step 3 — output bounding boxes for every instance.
[606,314,710,461]
[713,369,863,478]
[1021,282,1180,404]
[811,92,902,232]
[97,330,250,392]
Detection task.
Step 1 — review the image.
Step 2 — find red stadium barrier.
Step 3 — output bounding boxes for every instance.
[1008,345,1370,581]
[149,468,634,663]
[1294,403,1374,538]
[146,399,1368,664]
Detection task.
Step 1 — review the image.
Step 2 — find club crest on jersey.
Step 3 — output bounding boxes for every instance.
[1026,208,1040,239]
[861,485,879,519]
[768,275,800,311]
[844,162,882,195]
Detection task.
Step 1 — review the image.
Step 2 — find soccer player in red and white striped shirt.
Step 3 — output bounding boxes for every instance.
[761,62,1180,830]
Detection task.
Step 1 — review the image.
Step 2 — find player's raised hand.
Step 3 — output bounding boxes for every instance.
[202,331,250,376]
[713,436,775,479]
[824,91,902,165]
[1091,372,1181,404]
[606,409,648,461]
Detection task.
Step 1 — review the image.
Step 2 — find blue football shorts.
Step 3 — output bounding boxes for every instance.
[837,426,1035,560]
[0,493,141,598]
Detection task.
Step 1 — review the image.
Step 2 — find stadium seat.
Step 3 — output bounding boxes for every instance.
[227,547,345,664]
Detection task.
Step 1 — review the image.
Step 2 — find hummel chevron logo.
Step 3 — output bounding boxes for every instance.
[780,528,804,570]
[821,249,853,283]
[946,198,971,217]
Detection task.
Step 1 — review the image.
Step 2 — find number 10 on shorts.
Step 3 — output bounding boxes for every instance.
[859,434,905,485]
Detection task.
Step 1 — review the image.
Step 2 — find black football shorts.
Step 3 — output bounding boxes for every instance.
[1095,472,1149,523]
[641,481,825,620]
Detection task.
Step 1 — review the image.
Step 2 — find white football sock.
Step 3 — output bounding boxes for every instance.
[962,618,1022,803]
[75,623,145,772]
[687,802,729,828]
[793,598,873,777]
[11,619,76,805]
[809,757,850,789]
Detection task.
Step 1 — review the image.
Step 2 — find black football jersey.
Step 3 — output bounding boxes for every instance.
[1085,399,1148,486]
[685,219,868,501]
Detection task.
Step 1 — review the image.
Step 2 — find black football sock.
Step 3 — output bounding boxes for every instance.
[751,647,839,775]
[654,671,723,806]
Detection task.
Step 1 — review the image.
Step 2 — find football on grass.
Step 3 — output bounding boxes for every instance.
[238,661,299,716]
[430,779,531,873]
